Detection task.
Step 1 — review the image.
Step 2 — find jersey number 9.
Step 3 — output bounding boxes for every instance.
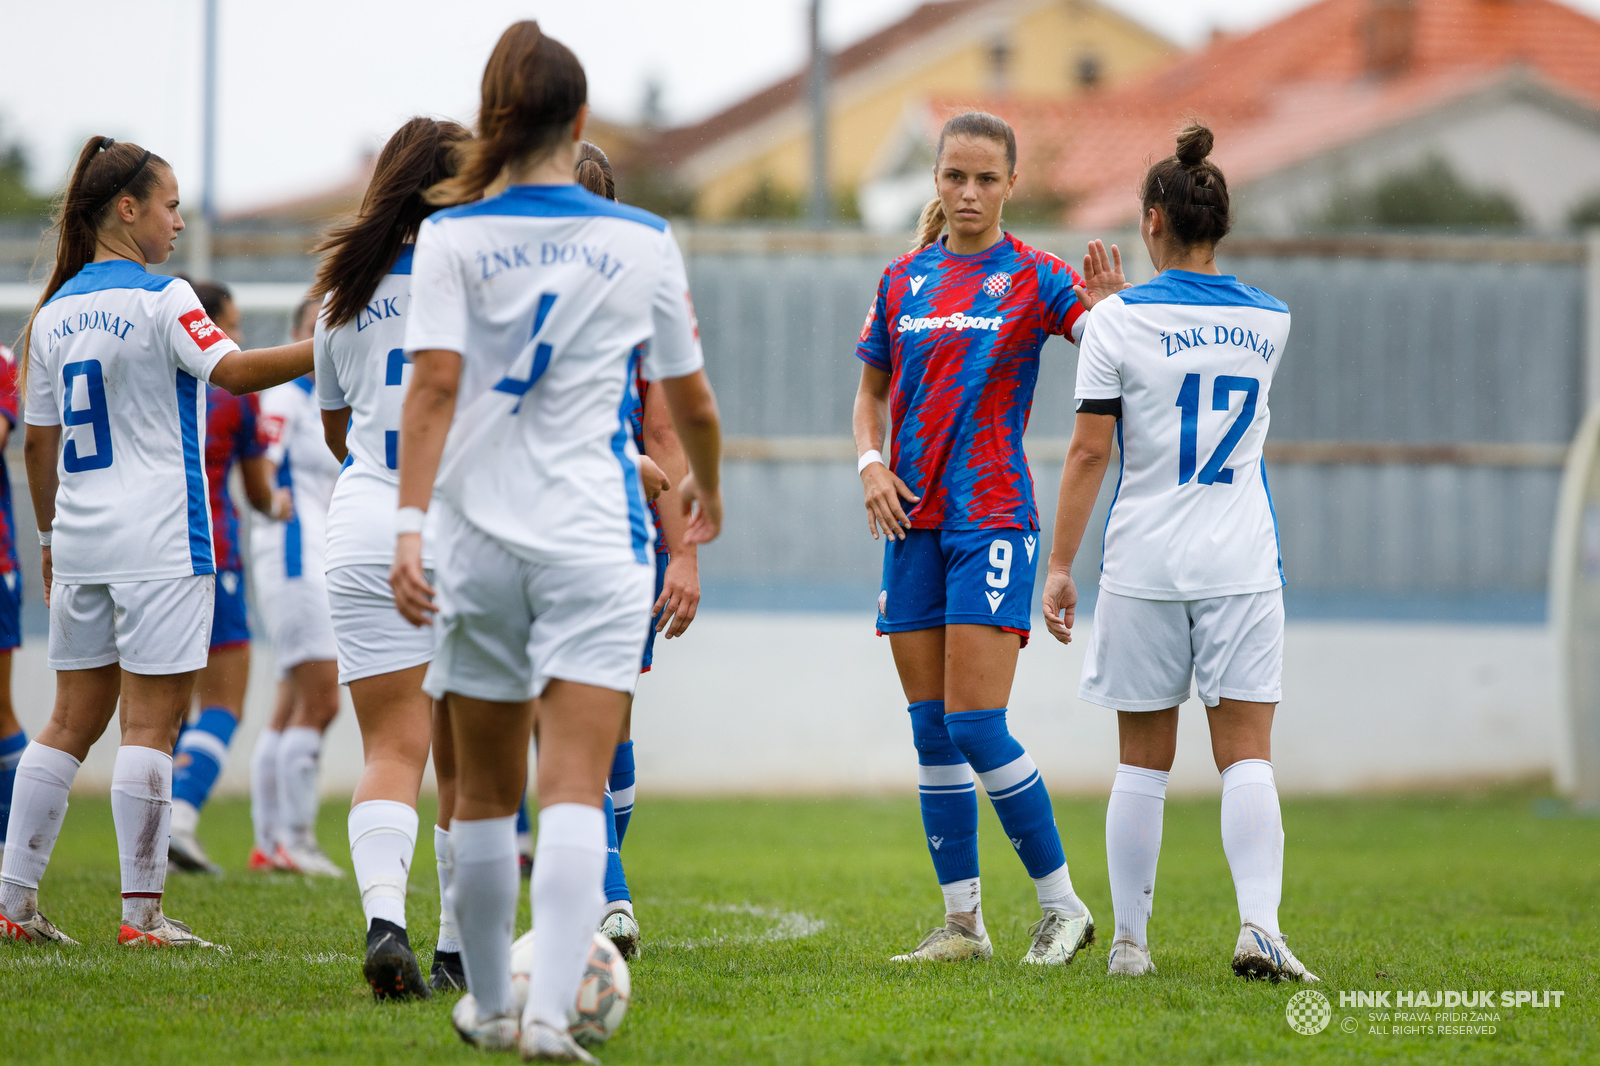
[1176,373,1258,486]
[62,359,113,472]
[987,539,1012,589]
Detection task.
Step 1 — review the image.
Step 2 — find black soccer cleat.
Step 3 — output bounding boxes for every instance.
[430,948,466,992]
[363,918,432,1002]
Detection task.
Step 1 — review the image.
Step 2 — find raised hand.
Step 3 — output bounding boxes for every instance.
[1072,239,1131,312]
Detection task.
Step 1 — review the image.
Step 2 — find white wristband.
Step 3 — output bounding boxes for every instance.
[37,529,51,547]
[857,449,884,474]
[395,506,426,535]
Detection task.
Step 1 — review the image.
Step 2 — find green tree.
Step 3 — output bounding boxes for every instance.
[734,175,803,221]
[1323,155,1522,230]
[1570,189,1600,229]
[0,124,50,220]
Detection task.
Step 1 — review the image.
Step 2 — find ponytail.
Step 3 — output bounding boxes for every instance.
[575,142,615,200]
[312,117,471,329]
[426,21,587,206]
[911,197,946,251]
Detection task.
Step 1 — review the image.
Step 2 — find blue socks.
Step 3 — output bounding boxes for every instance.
[908,700,979,884]
[943,708,1066,879]
[602,789,630,903]
[515,794,531,836]
[0,729,25,844]
[172,707,237,812]
[609,741,635,845]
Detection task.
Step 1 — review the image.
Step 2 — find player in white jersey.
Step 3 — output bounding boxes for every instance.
[1,136,312,948]
[307,116,471,1001]
[1042,125,1316,984]
[390,23,724,1060]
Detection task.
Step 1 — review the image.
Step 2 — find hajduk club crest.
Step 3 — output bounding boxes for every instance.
[982,272,1012,297]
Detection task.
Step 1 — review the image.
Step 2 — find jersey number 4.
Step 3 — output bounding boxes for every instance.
[493,292,558,413]
[62,359,113,472]
[1176,373,1258,486]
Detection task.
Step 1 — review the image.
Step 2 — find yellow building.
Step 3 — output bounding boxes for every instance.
[646,0,1177,223]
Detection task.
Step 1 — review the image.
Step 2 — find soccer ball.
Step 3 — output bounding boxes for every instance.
[509,929,631,1047]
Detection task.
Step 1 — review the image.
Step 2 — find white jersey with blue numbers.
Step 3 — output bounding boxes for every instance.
[1075,269,1289,600]
[24,260,240,583]
[404,183,704,566]
[251,376,340,582]
[314,246,438,570]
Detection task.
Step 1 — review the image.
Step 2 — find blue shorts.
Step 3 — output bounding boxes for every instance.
[0,568,20,653]
[877,528,1038,643]
[640,552,668,673]
[210,568,251,651]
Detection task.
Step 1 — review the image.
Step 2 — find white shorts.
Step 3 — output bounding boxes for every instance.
[327,564,438,685]
[48,575,214,675]
[424,510,654,702]
[1080,588,1284,711]
[254,568,338,676]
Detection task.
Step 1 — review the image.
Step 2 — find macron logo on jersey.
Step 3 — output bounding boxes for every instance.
[179,308,226,351]
[898,311,1003,335]
[908,275,927,295]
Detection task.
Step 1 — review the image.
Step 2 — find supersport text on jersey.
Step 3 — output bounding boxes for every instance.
[856,233,1085,532]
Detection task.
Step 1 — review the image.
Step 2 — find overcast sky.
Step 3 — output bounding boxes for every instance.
[4,0,1600,213]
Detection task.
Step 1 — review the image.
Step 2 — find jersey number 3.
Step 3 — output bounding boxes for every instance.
[1176,373,1257,486]
[62,359,113,472]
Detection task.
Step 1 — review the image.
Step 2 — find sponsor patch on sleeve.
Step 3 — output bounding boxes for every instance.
[179,308,227,351]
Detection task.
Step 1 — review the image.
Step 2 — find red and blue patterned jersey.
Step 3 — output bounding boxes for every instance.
[628,349,669,555]
[0,346,17,574]
[205,386,266,572]
[855,233,1085,530]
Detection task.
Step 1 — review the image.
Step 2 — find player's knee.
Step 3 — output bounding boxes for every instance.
[943,707,1023,774]
[908,699,963,763]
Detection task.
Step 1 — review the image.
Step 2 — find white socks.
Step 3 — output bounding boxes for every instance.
[111,746,172,930]
[277,726,323,850]
[1032,863,1086,916]
[0,742,80,920]
[250,728,281,854]
[348,800,417,930]
[1220,759,1283,938]
[939,876,985,938]
[1106,763,1169,947]
[450,816,519,1018]
[435,825,461,953]
[526,803,607,1032]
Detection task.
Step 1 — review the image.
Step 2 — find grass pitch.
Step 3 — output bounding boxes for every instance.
[2,789,1595,1064]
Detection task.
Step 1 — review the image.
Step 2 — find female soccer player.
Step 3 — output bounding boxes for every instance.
[392,22,722,1059]
[573,140,700,961]
[309,115,470,1000]
[1041,124,1317,983]
[0,136,312,947]
[853,111,1118,966]
[168,281,291,874]
[0,344,24,865]
[250,296,344,877]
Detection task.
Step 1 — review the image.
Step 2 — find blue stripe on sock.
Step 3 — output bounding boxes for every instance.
[908,700,978,884]
[609,740,635,845]
[603,790,630,903]
[171,708,236,811]
[945,708,1066,879]
[0,729,25,845]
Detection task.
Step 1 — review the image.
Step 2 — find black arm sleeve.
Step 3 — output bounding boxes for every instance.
[1075,397,1122,419]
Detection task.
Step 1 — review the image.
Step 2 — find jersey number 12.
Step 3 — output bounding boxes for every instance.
[1176,373,1258,486]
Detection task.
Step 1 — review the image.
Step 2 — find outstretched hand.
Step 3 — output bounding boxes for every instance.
[1072,240,1131,312]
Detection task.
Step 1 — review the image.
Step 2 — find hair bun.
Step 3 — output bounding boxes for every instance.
[1175,123,1214,168]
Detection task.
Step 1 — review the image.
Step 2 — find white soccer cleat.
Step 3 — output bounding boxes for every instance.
[279,842,346,878]
[0,909,79,946]
[452,994,521,1051]
[598,906,640,960]
[890,917,993,962]
[1020,906,1095,966]
[118,915,223,949]
[520,1020,599,1064]
[1106,937,1156,975]
[167,825,223,875]
[1232,922,1319,983]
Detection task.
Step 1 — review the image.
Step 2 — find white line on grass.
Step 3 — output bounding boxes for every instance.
[649,900,826,950]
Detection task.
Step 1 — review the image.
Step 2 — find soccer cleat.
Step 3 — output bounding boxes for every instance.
[890,918,993,962]
[279,842,346,878]
[1020,906,1095,966]
[451,993,520,1051]
[118,915,222,949]
[520,1020,599,1064]
[518,853,534,880]
[168,826,223,875]
[430,949,466,992]
[248,846,284,871]
[598,905,640,960]
[1232,922,1319,983]
[1106,937,1156,975]
[0,909,79,946]
[363,918,432,1001]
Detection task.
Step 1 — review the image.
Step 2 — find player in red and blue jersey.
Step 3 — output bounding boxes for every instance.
[853,111,1120,968]
[0,344,24,864]
[167,282,292,873]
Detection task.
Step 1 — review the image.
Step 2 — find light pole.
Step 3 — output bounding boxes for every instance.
[191,0,218,280]
[808,0,829,227]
